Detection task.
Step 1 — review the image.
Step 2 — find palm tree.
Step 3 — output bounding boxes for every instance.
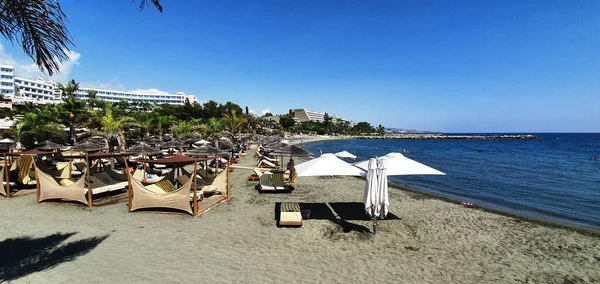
[0,107,17,120]
[0,0,163,76]
[100,109,136,150]
[207,117,223,136]
[150,114,173,137]
[17,112,66,148]
[17,101,40,114]
[87,89,98,109]
[57,79,80,100]
[222,110,247,134]
[172,120,201,139]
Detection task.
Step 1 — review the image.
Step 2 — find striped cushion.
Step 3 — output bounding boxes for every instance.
[155,180,177,192]
[176,175,189,186]
[281,202,300,212]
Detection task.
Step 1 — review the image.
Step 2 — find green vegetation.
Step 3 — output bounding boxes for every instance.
[0,78,383,149]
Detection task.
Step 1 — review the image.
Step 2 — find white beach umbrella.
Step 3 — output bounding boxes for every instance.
[375,158,389,219]
[335,150,357,160]
[354,152,445,176]
[294,153,364,177]
[363,158,379,218]
[363,158,390,234]
[194,139,211,145]
[0,138,14,143]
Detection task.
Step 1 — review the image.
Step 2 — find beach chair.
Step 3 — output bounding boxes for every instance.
[258,173,293,193]
[248,168,270,181]
[257,159,280,169]
[278,202,303,227]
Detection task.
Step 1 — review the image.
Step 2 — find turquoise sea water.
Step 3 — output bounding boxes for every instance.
[300,133,600,232]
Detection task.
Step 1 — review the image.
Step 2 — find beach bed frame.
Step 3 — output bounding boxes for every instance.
[278,202,303,227]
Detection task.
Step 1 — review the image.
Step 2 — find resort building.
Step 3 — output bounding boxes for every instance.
[290,109,339,123]
[0,65,15,97]
[0,65,191,106]
[74,88,186,105]
[14,76,61,104]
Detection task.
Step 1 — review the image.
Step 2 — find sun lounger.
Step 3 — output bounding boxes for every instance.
[258,173,293,192]
[248,168,271,181]
[257,159,280,169]
[278,202,303,227]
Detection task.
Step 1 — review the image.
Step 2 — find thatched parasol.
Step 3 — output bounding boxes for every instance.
[71,140,107,152]
[122,142,162,156]
[36,140,66,151]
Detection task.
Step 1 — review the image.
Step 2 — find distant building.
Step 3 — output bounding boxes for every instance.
[290,109,340,123]
[185,95,198,104]
[75,88,185,105]
[0,64,189,106]
[14,76,61,104]
[0,65,15,97]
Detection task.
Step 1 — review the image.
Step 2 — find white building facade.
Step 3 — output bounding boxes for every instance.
[0,65,190,105]
[75,88,185,105]
[0,65,15,97]
[290,108,340,123]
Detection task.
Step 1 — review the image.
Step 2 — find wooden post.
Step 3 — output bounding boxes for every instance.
[142,162,147,183]
[226,160,230,198]
[4,157,10,199]
[68,159,72,179]
[124,159,132,212]
[35,163,40,203]
[193,161,198,217]
[86,155,92,207]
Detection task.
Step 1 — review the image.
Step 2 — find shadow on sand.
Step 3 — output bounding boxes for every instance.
[275,202,400,233]
[0,232,109,282]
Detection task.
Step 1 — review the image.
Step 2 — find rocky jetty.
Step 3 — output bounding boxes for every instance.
[356,134,538,140]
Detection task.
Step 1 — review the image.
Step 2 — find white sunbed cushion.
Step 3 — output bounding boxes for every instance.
[280,212,302,222]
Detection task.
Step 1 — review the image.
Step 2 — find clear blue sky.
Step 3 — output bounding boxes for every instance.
[1,0,599,132]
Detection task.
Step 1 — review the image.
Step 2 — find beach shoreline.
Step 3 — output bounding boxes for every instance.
[0,146,598,283]
[292,135,600,235]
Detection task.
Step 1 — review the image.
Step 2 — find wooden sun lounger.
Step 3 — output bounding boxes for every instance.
[258,173,293,192]
[279,202,303,227]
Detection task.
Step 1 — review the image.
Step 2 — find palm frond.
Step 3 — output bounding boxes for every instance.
[0,0,74,76]
[137,0,163,12]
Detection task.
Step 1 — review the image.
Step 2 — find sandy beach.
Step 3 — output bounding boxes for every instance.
[0,145,599,284]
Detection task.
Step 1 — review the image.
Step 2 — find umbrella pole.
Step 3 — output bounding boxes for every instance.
[373,216,377,235]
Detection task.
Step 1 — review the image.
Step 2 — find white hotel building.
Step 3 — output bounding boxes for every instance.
[0,64,191,105]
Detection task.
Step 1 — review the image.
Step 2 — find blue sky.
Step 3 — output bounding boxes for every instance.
[1,0,598,132]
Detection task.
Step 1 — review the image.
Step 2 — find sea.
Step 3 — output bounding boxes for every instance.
[300,133,600,232]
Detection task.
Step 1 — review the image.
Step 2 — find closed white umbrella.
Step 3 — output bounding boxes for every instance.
[355,152,445,176]
[363,158,378,218]
[294,153,364,177]
[363,157,390,234]
[358,153,444,234]
[376,158,389,219]
[335,150,357,160]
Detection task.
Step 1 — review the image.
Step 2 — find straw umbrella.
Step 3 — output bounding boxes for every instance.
[122,142,162,156]
[36,140,66,151]
[71,140,107,152]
